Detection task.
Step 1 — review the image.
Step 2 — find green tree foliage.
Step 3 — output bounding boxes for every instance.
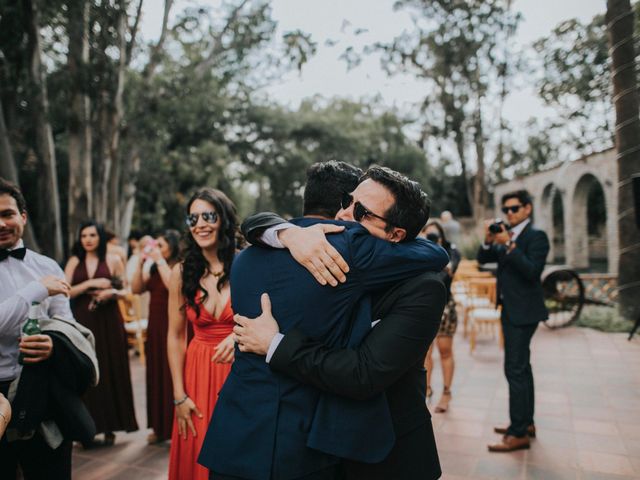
[130,81,433,232]
[532,2,640,157]
[373,0,520,222]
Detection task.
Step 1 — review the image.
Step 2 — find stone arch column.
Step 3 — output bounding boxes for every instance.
[564,179,582,269]
[540,183,556,262]
[569,173,607,270]
[602,176,618,275]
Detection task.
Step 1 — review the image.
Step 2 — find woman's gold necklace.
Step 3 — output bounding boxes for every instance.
[211,268,224,278]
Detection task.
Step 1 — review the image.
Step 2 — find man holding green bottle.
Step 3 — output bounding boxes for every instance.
[0,177,75,479]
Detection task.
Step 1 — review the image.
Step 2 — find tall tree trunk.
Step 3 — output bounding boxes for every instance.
[0,100,19,183]
[0,97,40,250]
[454,128,474,218]
[606,0,640,321]
[118,149,140,240]
[116,0,172,239]
[67,0,93,247]
[473,103,487,227]
[94,91,111,225]
[106,0,128,235]
[24,0,63,261]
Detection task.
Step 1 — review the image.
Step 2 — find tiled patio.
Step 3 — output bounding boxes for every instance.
[72,325,640,479]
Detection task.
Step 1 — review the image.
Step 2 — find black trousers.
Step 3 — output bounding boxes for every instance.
[501,311,538,438]
[343,420,441,480]
[0,380,72,480]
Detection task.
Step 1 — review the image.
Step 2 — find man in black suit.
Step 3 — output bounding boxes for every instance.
[234,164,447,479]
[203,162,448,480]
[477,189,550,452]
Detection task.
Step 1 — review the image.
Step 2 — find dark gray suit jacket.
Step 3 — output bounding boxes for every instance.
[477,223,550,325]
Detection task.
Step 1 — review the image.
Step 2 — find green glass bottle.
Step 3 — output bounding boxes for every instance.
[18,301,42,365]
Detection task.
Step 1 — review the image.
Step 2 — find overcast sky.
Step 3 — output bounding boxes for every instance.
[141,0,606,125]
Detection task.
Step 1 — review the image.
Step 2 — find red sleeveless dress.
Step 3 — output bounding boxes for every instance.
[168,293,234,480]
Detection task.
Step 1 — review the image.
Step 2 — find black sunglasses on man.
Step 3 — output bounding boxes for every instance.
[341,192,393,225]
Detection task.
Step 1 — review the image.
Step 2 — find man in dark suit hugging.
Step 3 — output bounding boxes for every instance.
[200,162,448,480]
[478,189,550,452]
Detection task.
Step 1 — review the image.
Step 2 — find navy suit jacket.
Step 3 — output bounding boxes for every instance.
[477,223,550,325]
[199,218,449,480]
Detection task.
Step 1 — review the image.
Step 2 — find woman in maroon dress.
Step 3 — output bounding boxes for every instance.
[131,229,181,444]
[64,221,138,446]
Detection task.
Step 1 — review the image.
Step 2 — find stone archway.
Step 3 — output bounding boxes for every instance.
[569,174,608,271]
[540,183,565,263]
[493,149,619,274]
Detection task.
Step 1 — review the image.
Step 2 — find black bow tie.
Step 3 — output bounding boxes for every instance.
[0,247,27,261]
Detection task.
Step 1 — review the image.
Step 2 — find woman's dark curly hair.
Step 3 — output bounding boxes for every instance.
[180,188,238,317]
[71,220,108,262]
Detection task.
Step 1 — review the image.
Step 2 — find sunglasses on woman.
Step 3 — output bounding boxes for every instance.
[341,192,392,225]
[185,211,218,228]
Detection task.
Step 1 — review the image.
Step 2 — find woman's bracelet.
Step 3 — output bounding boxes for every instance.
[173,394,189,406]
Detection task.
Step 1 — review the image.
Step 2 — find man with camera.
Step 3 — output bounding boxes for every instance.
[477,189,550,453]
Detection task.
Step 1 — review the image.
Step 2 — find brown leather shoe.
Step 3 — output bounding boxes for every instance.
[493,424,536,438]
[488,435,530,452]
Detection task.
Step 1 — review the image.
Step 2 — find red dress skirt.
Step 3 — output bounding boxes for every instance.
[168,294,234,480]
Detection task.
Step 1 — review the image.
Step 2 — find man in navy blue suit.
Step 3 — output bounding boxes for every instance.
[199,164,448,480]
[478,190,550,453]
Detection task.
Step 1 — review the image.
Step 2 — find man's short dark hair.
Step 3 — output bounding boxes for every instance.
[361,166,431,241]
[303,161,363,218]
[0,177,27,213]
[501,189,532,207]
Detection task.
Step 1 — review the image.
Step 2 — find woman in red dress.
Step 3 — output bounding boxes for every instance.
[167,188,238,480]
[64,221,138,447]
[131,229,181,444]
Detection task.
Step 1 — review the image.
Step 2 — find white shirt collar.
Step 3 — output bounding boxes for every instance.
[510,218,530,242]
[8,239,25,251]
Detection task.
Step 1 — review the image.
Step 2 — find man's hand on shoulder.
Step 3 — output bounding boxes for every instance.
[234,294,280,355]
[19,334,53,363]
[40,275,71,297]
[278,224,349,287]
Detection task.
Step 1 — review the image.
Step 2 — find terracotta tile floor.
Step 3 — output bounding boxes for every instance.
[72,325,640,479]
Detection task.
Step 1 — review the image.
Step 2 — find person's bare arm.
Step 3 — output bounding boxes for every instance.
[167,264,202,439]
[65,257,110,298]
[130,254,147,294]
[110,254,128,291]
[0,393,11,438]
[147,246,172,289]
[89,255,127,303]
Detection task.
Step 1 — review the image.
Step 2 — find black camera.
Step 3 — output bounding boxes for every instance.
[488,219,509,234]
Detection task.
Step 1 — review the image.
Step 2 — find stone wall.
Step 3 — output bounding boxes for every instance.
[493,149,618,274]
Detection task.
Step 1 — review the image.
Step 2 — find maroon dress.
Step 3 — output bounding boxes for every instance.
[71,259,138,434]
[145,268,173,440]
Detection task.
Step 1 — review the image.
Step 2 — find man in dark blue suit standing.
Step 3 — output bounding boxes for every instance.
[477,189,550,452]
[199,164,448,480]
